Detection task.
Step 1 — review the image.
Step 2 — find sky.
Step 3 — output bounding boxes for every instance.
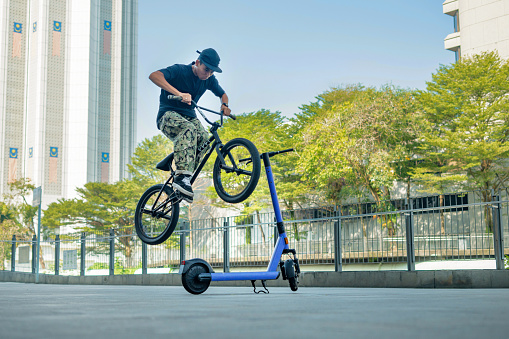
[137,0,454,143]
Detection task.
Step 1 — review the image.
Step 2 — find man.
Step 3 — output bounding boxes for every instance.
[149,48,231,203]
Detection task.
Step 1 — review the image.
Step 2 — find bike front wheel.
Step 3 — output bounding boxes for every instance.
[134,184,180,245]
[213,138,261,204]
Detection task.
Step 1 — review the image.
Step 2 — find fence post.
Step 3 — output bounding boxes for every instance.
[405,199,415,271]
[31,235,36,273]
[492,193,504,270]
[109,229,115,276]
[11,235,16,272]
[80,233,86,276]
[223,220,230,273]
[180,221,187,264]
[334,218,342,272]
[55,235,60,276]
[142,241,147,275]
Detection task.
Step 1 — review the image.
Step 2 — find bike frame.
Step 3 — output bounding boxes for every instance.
[152,103,231,211]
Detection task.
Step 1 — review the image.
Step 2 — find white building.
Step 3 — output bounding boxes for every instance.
[443,0,509,60]
[0,0,137,207]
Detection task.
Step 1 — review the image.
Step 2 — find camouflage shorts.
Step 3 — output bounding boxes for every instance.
[158,111,209,174]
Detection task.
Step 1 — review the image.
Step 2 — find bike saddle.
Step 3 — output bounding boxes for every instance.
[156,153,174,171]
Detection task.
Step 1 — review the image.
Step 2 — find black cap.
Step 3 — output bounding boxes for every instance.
[197,48,222,73]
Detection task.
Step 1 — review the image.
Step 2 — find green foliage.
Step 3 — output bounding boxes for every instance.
[299,85,418,204]
[87,262,108,270]
[1,179,38,234]
[0,179,39,269]
[43,180,139,232]
[415,51,509,193]
[113,257,141,275]
[86,259,142,275]
[42,181,142,259]
[127,134,173,185]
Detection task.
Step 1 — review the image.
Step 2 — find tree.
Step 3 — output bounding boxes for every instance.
[0,179,39,269]
[298,85,418,236]
[0,205,23,270]
[299,86,417,201]
[42,180,141,263]
[415,51,509,232]
[127,134,173,186]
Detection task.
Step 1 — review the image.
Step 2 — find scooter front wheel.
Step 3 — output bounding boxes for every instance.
[284,259,299,292]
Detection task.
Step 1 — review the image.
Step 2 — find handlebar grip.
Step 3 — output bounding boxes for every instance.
[167,95,183,101]
[229,114,237,120]
[267,148,294,158]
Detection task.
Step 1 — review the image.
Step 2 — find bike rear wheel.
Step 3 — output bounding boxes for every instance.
[213,138,261,204]
[135,184,180,245]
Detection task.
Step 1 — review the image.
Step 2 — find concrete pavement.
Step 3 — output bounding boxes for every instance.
[1,282,508,339]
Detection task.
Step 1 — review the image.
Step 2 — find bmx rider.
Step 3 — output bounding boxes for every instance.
[149,48,231,203]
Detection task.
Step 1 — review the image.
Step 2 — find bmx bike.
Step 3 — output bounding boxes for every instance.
[179,148,301,294]
[134,95,261,245]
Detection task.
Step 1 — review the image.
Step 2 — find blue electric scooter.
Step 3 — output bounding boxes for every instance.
[179,149,300,294]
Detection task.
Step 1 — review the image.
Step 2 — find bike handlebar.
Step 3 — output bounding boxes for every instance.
[167,95,236,121]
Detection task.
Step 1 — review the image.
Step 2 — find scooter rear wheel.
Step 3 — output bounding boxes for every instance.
[182,263,210,295]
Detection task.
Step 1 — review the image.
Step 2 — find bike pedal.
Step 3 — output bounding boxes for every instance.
[173,190,184,202]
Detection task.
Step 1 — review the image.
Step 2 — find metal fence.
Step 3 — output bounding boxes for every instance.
[1,189,508,276]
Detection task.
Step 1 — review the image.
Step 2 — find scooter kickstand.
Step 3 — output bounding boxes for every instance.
[251,280,269,294]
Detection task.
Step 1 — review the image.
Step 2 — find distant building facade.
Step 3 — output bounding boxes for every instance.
[443,0,509,60]
[0,0,137,206]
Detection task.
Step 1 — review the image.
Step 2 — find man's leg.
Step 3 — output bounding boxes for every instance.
[159,111,199,201]
[190,117,210,170]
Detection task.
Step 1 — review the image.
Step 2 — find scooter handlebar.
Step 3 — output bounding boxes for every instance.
[268,148,294,157]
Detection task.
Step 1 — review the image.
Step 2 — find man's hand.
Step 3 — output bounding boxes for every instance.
[179,93,192,105]
[221,105,231,116]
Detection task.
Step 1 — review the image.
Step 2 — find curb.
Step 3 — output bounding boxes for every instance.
[1,269,508,288]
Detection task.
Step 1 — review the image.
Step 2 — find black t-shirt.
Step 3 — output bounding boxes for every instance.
[156,63,225,126]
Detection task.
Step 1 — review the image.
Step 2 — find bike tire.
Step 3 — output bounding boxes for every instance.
[134,184,180,245]
[212,138,261,204]
[182,263,210,295]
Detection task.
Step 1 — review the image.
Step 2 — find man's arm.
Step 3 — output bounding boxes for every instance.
[220,93,231,116]
[149,71,192,105]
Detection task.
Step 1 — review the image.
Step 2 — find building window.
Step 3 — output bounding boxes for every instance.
[412,193,468,214]
[455,47,461,62]
[453,11,460,32]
